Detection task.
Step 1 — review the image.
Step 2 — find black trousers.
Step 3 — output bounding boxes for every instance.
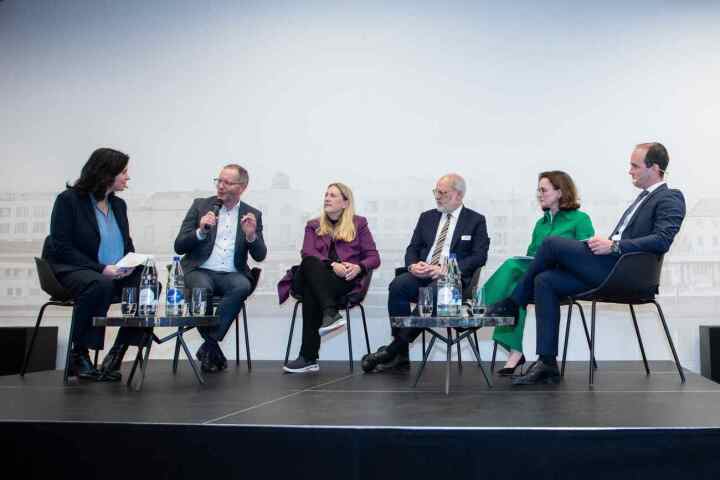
[292,256,354,361]
[387,272,436,357]
[58,268,143,351]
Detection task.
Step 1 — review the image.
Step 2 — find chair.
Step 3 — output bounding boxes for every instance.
[566,252,685,385]
[22,257,103,384]
[172,267,261,372]
[489,299,596,377]
[283,270,373,372]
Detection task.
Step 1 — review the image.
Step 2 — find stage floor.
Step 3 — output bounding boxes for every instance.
[2,359,719,428]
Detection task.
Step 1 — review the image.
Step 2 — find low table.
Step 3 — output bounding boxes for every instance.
[390,314,515,394]
[93,316,218,391]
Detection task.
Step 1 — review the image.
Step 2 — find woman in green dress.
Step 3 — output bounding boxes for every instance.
[486,171,594,375]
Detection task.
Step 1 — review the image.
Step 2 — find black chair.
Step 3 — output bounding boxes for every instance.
[489,299,596,377]
[284,270,373,372]
[567,252,685,385]
[22,257,105,384]
[172,267,261,372]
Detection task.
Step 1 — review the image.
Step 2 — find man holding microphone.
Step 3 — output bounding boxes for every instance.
[174,164,267,373]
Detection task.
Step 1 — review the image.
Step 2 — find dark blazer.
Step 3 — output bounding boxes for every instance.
[174,196,267,276]
[42,189,134,274]
[405,206,490,286]
[614,184,686,255]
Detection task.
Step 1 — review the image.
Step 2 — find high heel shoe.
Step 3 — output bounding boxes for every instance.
[497,354,526,376]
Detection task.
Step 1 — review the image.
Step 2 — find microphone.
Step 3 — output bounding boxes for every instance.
[203,199,224,231]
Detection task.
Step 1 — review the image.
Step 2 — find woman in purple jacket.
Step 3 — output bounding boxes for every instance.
[280,182,380,373]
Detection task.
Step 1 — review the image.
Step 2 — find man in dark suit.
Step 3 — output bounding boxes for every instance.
[174,164,266,373]
[487,142,686,385]
[361,173,490,373]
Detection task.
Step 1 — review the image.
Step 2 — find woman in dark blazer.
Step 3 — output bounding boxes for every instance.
[278,182,381,373]
[43,148,140,382]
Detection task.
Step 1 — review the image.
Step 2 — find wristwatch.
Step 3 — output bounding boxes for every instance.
[611,240,621,255]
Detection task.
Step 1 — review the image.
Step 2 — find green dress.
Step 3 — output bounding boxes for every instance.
[488,209,595,353]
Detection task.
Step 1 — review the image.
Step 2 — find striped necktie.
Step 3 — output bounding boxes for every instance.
[611,189,649,237]
[430,213,452,265]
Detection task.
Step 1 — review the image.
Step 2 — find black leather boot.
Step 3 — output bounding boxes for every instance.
[98,344,127,381]
[70,349,100,380]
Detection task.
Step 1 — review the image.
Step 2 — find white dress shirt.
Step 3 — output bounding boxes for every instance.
[425,205,464,263]
[200,202,240,272]
[612,181,665,241]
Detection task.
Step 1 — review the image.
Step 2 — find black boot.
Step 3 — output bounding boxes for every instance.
[98,344,127,382]
[70,349,100,380]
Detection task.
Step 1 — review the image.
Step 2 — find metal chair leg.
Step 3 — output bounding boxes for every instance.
[242,304,251,371]
[561,302,573,377]
[346,305,353,371]
[629,304,650,375]
[575,302,597,369]
[490,341,498,373]
[589,301,597,386]
[653,300,686,383]
[360,304,371,355]
[21,302,50,377]
[172,327,182,374]
[235,306,240,367]
[284,301,301,365]
[64,307,79,385]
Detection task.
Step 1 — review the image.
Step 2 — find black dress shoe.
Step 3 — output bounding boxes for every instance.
[511,359,560,385]
[98,344,127,381]
[497,354,525,376]
[361,348,395,373]
[69,350,100,380]
[201,357,220,373]
[375,353,410,373]
[485,298,520,320]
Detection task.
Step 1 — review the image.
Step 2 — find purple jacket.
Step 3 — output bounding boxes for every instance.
[277,215,381,304]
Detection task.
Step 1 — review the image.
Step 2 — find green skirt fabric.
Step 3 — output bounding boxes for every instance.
[485,257,532,352]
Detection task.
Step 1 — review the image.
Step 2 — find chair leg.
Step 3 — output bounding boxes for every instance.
[21,302,50,376]
[561,302,573,377]
[345,305,353,372]
[575,302,597,369]
[456,330,463,372]
[235,307,240,367]
[284,301,301,365]
[589,301,597,386]
[360,305,371,355]
[242,304,251,371]
[422,330,426,357]
[629,304,650,376]
[93,350,99,369]
[64,307,80,385]
[490,341,498,373]
[653,300,686,383]
[172,327,182,374]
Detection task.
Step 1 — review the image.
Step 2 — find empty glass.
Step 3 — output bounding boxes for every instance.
[191,288,208,316]
[418,287,433,317]
[121,287,137,317]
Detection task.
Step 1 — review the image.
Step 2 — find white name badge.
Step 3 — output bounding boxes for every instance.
[461,235,472,241]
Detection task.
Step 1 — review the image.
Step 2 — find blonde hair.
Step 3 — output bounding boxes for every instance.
[316,182,357,242]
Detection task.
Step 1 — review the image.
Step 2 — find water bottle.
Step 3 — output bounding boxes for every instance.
[166,256,186,316]
[447,253,462,316]
[138,257,158,316]
[436,255,452,316]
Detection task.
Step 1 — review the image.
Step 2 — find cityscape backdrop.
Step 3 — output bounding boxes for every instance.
[1,0,718,371]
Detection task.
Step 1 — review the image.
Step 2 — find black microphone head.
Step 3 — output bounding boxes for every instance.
[211,198,223,216]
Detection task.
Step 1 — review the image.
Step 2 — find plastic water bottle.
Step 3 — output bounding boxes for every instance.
[447,253,462,316]
[166,256,186,316]
[138,257,158,316]
[436,255,452,316]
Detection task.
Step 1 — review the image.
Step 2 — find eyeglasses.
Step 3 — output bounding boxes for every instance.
[537,187,557,195]
[432,188,453,198]
[213,178,244,188]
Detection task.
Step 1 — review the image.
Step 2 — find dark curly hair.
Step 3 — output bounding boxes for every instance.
[68,148,129,200]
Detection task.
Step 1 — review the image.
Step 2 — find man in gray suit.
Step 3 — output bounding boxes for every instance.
[174,164,267,373]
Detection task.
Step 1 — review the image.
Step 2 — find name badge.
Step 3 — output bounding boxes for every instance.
[461,235,472,241]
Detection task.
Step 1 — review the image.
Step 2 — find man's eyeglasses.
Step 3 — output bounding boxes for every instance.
[214,178,244,188]
[432,188,452,197]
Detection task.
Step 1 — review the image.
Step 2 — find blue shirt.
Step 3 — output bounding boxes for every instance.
[91,197,125,266]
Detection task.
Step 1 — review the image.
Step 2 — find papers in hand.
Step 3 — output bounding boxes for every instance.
[116,253,153,268]
[510,256,534,261]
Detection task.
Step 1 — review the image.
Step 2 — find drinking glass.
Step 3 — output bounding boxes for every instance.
[192,288,208,316]
[472,283,486,316]
[121,287,137,317]
[418,287,434,317]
